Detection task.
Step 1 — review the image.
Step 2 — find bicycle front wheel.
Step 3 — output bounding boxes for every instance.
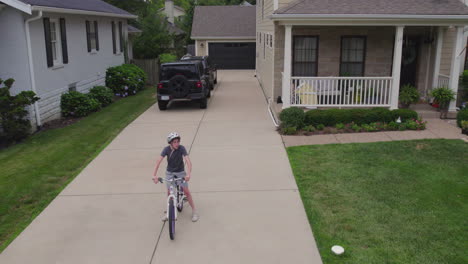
[168,198,176,240]
[177,186,184,212]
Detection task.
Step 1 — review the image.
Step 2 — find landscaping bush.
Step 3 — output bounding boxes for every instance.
[304,108,413,127]
[399,84,420,108]
[390,109,419,122]
[303,125,316,132]
[61,91,100,117]
[159,53,177,64]
[279,107,305,129]
[317,124,325,130]
[0,78,39,144]
[281,126,297,135]
[456,108,468,127]
[105,64,147,96]
[89,86,114,107]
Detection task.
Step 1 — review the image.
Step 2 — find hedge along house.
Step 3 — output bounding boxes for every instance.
[256,0,468,113]
[191,5,256,69]
[0,0,136,129]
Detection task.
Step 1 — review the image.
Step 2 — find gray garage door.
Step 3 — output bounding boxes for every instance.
[208,42,256,69]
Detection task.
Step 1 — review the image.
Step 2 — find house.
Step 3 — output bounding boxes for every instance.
[255,0,468,113]
[0,0,136,128]
[159,0,184,36]
[191,5,256,69]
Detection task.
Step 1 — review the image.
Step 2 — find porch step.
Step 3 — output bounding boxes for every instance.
[410,104,440,119]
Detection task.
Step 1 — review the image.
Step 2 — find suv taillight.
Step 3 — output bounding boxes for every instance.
[157,83,163,89]
[196,81,202,88]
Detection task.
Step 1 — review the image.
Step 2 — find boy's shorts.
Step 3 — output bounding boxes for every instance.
[165,171,188,189]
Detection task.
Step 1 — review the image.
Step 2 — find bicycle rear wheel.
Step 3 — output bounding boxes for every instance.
[168,198,176,240]
[177,186,184,212]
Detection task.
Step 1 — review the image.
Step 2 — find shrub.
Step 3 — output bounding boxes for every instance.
[89,86,113,107]
[0,78,39,144]
[351,123,361,132]
[399,84,420,108]
[159,53,177,64]
[304,108,401,126]
[281,126,297,135]
[317,124,325,130]
[461,120,468,130]
[390,109,418,122]
[105,64,147,96]
[456,108,468,127]
[361,123,377,132]
[61,91,100,117]
[303,125,316,132]
[387,121,399,131]
[335,123,345,129]
[279,107,305,129]
[405,119,418,130]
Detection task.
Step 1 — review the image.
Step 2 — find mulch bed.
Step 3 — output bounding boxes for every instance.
[40,117,83,131]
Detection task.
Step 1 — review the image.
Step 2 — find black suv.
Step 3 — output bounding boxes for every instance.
[180,55,217,90]
[157,61,211,110]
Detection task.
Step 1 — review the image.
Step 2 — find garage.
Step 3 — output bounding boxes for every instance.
[208,42,256,69]
[191,5,256,69]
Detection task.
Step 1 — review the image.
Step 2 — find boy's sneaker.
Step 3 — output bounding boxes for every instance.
[191,213,199,222]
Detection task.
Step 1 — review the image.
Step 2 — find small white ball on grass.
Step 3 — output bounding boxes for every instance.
[331,245,345,255]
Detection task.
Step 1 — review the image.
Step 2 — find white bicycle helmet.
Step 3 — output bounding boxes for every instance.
[167,132,180,144]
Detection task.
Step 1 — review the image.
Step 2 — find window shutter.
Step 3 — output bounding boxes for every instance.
[85,20,91,52]
[60,18,69,64]
[111,21,116,54]
[94,21,99,51]
[118,21,123,53]
[43,17,53,67]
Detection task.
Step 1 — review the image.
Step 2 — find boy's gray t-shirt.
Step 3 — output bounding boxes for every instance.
[161,145,188,172]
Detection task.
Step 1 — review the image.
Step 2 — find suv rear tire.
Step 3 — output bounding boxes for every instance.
[158,100,168,110]
[199,97,207,109]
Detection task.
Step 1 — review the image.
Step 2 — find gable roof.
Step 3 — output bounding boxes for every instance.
[275,0,468,16]
[15,0,136,18]
[191,6,255,39]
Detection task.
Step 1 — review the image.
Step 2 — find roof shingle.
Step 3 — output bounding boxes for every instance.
[191,6,255,38]
[19,0,134,16]
[275,0,468,15]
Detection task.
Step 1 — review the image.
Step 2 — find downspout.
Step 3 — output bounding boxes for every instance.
[424,27,433,100]
[25,10,43,128]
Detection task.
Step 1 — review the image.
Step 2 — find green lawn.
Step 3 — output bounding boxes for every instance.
[0,88,156,252]
[287,139,468,264]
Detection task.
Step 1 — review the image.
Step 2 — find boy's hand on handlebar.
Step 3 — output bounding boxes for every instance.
[185,175,191,182]
[152,177,158,184]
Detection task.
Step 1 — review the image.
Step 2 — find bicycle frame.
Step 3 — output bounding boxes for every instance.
[163,178,186,220]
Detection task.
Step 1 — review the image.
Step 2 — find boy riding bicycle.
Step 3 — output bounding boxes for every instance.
[152,132,199,222]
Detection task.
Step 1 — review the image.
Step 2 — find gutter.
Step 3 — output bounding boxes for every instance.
[191,36,256,40]
[31,6,137,19]
[25,10,43,128]
[270,14,468,20]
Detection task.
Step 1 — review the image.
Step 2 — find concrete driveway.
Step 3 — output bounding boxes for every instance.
[0,71,322,264]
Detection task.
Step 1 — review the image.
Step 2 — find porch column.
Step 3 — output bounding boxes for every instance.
[448,26,464,112]
[282,25,292,108]
[432,27,444,89]
[390,26,405,110]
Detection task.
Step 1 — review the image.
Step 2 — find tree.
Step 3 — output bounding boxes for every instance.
[132,4,172,59]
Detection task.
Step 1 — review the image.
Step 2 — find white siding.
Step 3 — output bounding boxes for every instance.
[28,13,126,122]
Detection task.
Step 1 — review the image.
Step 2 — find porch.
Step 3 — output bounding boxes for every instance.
[279,25,465,111]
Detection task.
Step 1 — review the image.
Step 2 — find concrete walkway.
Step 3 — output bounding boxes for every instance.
[0,71,323,264]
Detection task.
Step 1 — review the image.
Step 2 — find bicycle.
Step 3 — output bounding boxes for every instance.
[157,177,186,240]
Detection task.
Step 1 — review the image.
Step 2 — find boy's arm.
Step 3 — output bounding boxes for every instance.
[152,156,165,183]
[184,155,192,181]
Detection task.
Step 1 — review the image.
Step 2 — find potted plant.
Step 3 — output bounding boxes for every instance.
[399,84,420,108]
[461,121,468,135]
[430,87,456,119]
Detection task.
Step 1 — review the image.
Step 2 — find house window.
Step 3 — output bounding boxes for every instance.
[340,36,366,76]
[293,36,318,76]
[49,19,62,64]
[86,20,99,52]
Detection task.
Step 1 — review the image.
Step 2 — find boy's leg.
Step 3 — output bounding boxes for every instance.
[182,186,195,212]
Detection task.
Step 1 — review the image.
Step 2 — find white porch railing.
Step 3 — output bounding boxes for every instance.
[289,77,393,107]
[437,74,450,88]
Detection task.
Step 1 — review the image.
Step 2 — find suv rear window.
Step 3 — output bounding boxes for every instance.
[161,65,198,80]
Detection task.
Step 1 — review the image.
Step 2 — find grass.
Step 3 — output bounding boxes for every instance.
[287,139,468,264]
[0,88,156,252]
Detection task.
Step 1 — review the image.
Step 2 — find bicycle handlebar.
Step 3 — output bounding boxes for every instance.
[157,177,185,184]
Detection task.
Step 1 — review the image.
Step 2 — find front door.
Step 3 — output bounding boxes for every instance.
[400,36,419,87]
